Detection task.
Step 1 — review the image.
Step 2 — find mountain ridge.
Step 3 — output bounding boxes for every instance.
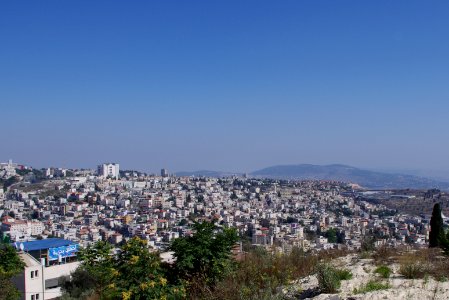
[176,164,449,190]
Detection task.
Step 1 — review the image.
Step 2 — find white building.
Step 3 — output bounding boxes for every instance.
[44,168,66,178]
[97,163,120,179]
[0,159,17,178]
[12,239,80,300]
[1,219,44,241]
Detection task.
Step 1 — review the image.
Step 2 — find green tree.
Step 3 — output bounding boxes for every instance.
[77,241,115,299]
[170,221,238,287]
[60,268,96,300]
[429,203,444,248]
[110,237,184,300]
[65,238,184,300]
[0,233,11,244]
[1,176,19,192]
[440,230,449,255]
[178,219,188,226]
[0,244,25,300]
[361,234,376,252]
[325,228,337,243]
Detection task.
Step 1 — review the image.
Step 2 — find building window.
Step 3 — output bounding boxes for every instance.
[31,295,35,300]
[35,270,38,277]
[36,294,40,300]
[30,271,34,278]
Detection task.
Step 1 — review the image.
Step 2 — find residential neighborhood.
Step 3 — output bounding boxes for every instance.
[1,160,437,254]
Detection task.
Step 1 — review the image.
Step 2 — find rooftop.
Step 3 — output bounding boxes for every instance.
[19,252,41,267]
[13,238,78,252]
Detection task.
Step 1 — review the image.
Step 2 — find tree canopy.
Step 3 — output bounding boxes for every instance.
[0,244,25,300]
[64,238,184,300]
[63,221,238,299]
[169,221,238,286]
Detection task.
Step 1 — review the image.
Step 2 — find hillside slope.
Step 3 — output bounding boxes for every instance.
[251,164,449,189]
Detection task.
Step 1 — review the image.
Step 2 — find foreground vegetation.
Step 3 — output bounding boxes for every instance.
[0,234,25,300]
[5,213,449,300]
[60,221,352,300]
[59,219,449,300]
[353,280,390,294]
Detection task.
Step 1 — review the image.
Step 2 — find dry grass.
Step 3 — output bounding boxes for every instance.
[189,247,351,300]
[188,246,449,299]
[377,247,449,280]
[372,245,406,265]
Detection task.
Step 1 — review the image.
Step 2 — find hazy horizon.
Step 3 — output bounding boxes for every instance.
[2,1,449,176]
[3,157,449,182]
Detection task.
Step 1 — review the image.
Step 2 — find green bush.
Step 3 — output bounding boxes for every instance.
[316,263,341,293]
[335,269,353,280]
[65,238,185,300]
[374,265,392,278]
[170,221,238,286]
[353,280,390,294]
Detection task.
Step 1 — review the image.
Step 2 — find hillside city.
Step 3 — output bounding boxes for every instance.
[1,160,443,252]
[2,160,449,300]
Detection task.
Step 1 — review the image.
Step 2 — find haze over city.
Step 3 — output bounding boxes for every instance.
[1,1,449,176]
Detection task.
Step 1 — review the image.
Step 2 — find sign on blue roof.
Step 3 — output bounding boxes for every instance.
[48,244,79,261]
[13,238,78,252]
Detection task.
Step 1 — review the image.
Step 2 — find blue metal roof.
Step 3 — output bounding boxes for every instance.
[13,238,78,252]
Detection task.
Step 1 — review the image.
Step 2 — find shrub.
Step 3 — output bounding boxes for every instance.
[427,252,449,280]
[207,247,325,300]
[213,246,349,299]
[316,263,341,293]
[353,279,390,294]
[374,265,392,278]
[399,261,427,279]
[361,235,376,252]
[335,269,353,280]
[372,245,402,264]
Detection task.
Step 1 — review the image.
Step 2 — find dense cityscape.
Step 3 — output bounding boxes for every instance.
[1,160,439,251]
[2,159,449,299]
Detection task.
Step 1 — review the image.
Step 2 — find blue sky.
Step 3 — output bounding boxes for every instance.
[1,1,449,174]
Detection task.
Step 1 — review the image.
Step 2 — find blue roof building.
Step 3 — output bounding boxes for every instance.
[14,238,78,252]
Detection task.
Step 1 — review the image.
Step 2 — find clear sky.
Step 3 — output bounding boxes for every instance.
[1,1,449,174]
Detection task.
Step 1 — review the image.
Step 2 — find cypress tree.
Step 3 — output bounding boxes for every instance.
[429,203,444,248]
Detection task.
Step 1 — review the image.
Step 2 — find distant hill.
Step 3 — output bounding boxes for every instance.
[174,170,242,178]
[174,164,449,190]
[250,164,449,190]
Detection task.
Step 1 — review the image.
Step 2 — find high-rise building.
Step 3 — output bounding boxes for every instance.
[161,168,168,177]
[97,163,120,179]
